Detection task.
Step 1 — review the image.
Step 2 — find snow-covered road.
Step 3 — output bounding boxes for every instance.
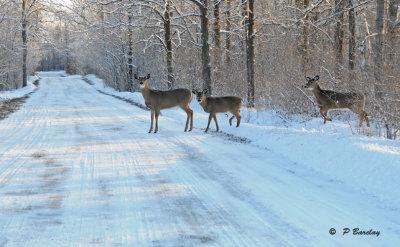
[0,72,398,247]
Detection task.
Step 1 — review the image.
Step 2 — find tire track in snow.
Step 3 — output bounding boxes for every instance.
[0,100,47,187]
[165,134,303,246]
[0,78,70,244]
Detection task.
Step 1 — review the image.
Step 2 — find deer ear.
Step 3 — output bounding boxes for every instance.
[134,74,138,80]
[146,74,150,79]
[192,90,196,94]
[203,89,208,94]
[314,75,319,81]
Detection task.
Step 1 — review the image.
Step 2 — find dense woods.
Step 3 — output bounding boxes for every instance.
[0,0,399,139]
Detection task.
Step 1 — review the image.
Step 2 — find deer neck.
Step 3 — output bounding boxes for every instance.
[312,83,323,97]
[199,96,209,111]
[140,82,151,101]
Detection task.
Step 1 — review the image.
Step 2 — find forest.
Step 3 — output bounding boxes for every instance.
[0,0,399,139]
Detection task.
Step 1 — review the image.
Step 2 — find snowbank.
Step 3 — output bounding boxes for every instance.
[0,75,38,102]
[85,74,400,209]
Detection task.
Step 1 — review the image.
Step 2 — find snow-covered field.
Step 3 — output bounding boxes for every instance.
[0,72,399,246]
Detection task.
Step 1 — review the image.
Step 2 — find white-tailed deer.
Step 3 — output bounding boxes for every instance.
[135,74,193,133]
[304,75,370,127]
[192,89,242,132]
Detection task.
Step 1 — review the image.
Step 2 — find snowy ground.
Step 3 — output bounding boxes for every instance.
[0,72,399,246]
[0,75,39,102]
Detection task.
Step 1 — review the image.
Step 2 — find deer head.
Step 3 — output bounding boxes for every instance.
[134,74,150,89]
[304,75,319,90]
[192,89,207,103]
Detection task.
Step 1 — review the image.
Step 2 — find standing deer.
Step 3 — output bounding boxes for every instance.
[135,74,193,133]
[192,89,242,132]
[304,75,370,127]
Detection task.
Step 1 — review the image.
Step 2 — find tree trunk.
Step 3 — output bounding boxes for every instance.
[386,0,399,66]
[349,0,369,88]
[374,0,384,98]
[348,0,356,85]
[225,0,231,65]
[213,0,221,52]
[213,0,222,87]
[22,0,27,87]
[295,0,311,73]
[164,0,174,89]
[127,13,135,91]
[361,13,372,82]
[386,0,399,81]
[295,0,303,60]
[64,22,72,74]
[302,0,311,73]
[200,0,212,94]
[334,0,345,79]
[245,0,255,107]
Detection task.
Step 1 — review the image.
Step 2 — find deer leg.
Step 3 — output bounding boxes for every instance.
[229,116,235,126]
[183,106,193,132]
[205,113,213,132]
[320,108,332,124]
[236,112,241,127]
[364,111,370,127]
[184,109,189,132]
[358,110,363,127]
[213,114,219,132]
[154,108,160,133]
[189,107,193,131]
[149,109,154,133]
[359,110,370,127]
[181,105,193,132]
[229,109,241,127]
